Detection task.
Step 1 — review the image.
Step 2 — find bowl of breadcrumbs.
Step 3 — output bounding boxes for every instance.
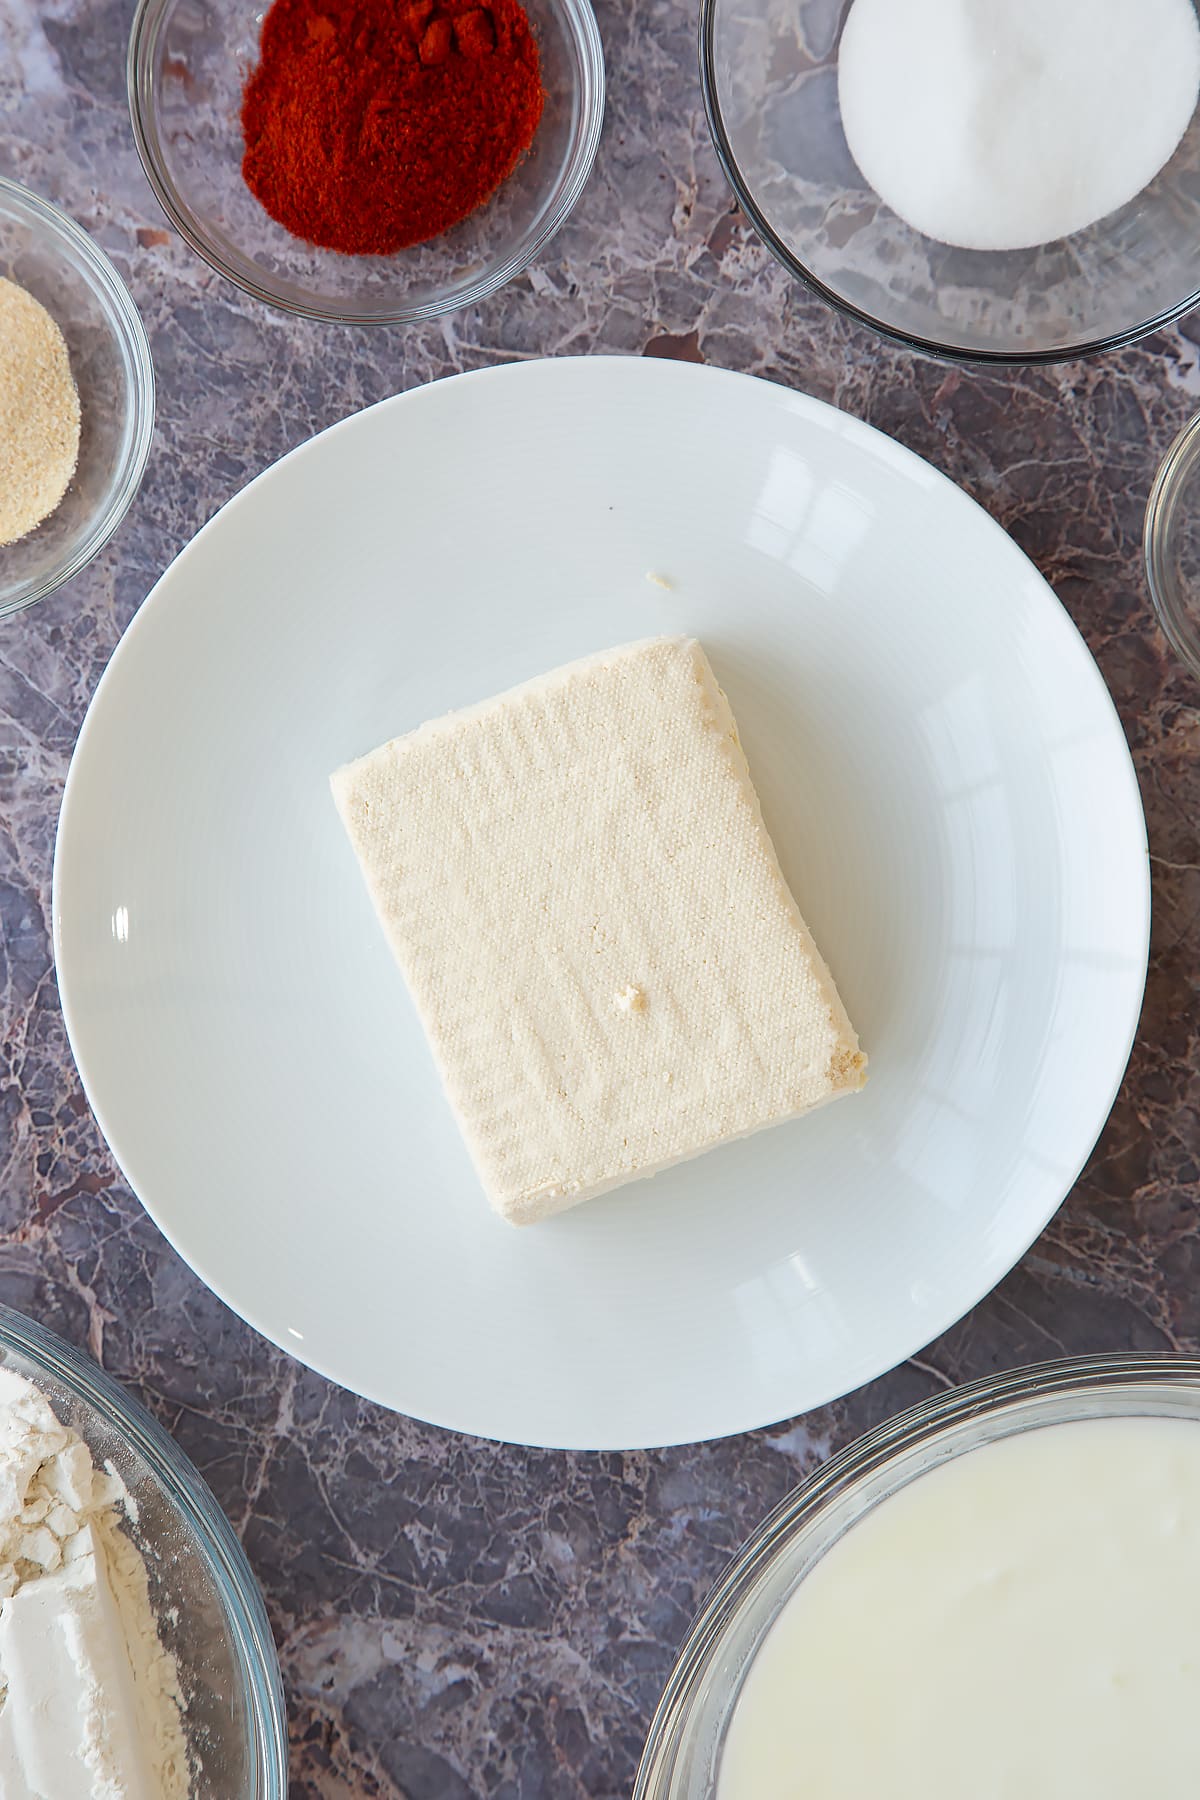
[0,179,154,620]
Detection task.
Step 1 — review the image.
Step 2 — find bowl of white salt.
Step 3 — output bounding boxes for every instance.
[0,178,155,619]
[0,1302,287,1798]
[700,0,1200,362]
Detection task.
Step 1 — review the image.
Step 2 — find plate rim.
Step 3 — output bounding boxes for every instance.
[51,356,1152,1448]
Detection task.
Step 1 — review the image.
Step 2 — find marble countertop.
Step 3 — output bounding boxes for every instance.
[4,1,1200,1794]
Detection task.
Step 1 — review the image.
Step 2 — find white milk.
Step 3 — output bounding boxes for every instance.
[719,1417,1200,1800]
[837,0,1200,251]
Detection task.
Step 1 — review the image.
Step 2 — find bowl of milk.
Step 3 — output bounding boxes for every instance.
[699,0,1200,360]
[635,1354,1200,1800]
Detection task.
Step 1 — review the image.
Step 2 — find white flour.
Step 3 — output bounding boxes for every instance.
[838,0,1200,251]
[0,1367,189,1799]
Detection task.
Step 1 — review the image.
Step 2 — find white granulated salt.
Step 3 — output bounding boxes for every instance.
[837,0,1200,252]
[0,1367,189,1799]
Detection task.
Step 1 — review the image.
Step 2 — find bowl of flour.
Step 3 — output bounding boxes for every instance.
[699,0,1200,361]
[0,1303,286,1798]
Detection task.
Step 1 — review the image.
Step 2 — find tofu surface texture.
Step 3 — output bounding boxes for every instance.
[331,636,866,1225]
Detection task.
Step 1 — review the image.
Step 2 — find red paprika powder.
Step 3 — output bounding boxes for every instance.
[241,0,546,255]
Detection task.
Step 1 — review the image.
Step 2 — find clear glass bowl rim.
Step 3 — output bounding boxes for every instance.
[633,1351,1200,1799]
[1145,406,1200,682]
[0,1300,289,1798]
[126,0,606,325]
[696,0,1200,367]
[0,177,156,621]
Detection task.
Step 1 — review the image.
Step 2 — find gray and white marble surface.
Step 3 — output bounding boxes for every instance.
[4,1,1200,1794]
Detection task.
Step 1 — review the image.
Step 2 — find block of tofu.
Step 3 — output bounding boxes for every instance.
[331,636,866,1225]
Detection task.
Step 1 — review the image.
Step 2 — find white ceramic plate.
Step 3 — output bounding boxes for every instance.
[53,359,1149,1450]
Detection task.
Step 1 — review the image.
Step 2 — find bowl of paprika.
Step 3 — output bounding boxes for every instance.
[127,0,604,323]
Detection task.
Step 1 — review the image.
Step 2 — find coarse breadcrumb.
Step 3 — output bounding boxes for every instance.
[0,276,81,548]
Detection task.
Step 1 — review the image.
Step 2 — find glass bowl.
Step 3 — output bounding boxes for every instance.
[0,1301,288,1798]
[699,0,1200,363]
[634,1353,1200,1800]
[127,0,604,323]
[0,179,155,621]
[1145,408,1200,681]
